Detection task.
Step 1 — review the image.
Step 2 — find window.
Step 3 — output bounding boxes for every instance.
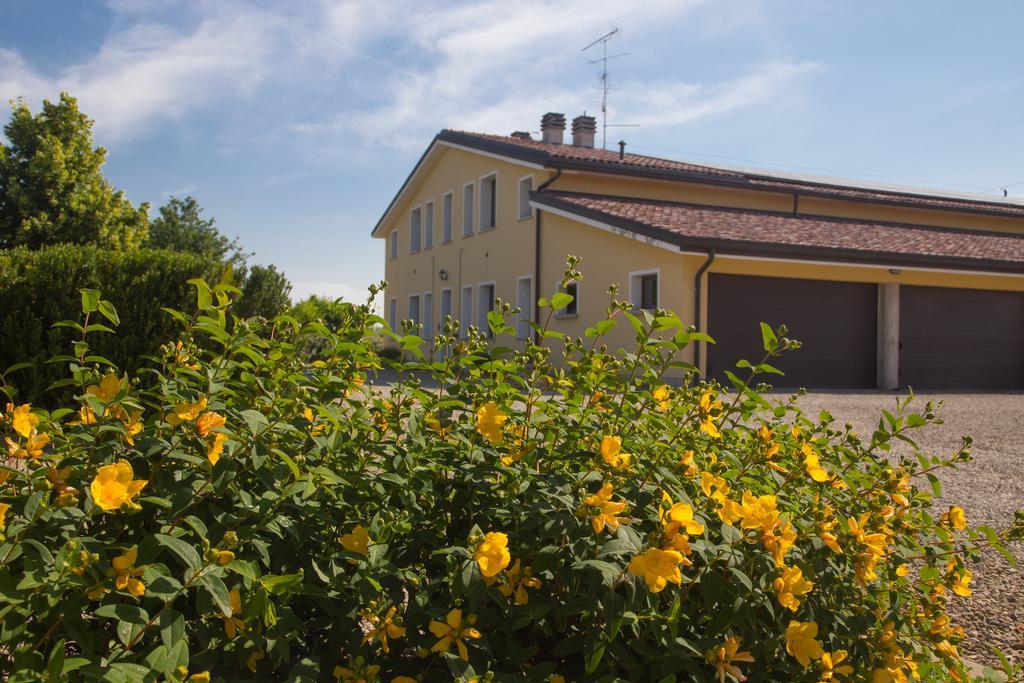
[462,184,474,237]
[517,175,533,220]
[440,288,452,331]
[424,201,434,249]
[478,283,496,336]
[388,298,397,329]
[516,276,533,339]
[630,270,659,311]
[442,192,453,243]
[480,174,496,230]
[410,207,422,253]
[408,294,420,326]
[422,291,433,339]
[459,286,473,337]
[389,231,398,260]
[555,281,579,318]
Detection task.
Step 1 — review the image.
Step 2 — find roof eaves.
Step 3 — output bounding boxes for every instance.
[371,134,443,238]
[530,192,1024,276]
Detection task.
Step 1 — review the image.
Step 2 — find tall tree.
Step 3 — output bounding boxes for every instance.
[235,263,293,319]
[0,93,149,250]
[146,195,246,268]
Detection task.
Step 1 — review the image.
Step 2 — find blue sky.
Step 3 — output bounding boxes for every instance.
[2,0,1023,302]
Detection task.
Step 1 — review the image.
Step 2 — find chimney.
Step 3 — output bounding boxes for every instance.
[571,114,597,148]
[510,130,532,140]
[540,112,566,144]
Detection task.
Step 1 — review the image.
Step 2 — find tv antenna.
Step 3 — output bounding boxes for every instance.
[583,28,635,149]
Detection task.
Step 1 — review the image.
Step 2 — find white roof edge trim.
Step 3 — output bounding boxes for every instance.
[530,201,679,253]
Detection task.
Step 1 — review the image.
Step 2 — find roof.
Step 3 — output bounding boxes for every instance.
[532,191,1024,274]
[439,130,1024,219]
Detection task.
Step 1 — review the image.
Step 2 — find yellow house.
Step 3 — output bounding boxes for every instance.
[371,112,1024,390]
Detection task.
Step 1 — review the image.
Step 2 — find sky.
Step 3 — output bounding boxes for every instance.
[2,0,1023,302]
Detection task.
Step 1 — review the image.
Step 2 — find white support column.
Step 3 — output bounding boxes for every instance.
[877,283,900,390]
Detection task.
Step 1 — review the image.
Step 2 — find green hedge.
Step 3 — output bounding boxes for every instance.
[0,244,223,403]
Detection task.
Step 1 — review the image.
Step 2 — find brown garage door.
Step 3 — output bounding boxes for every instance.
[899,285,1024,390]
[707,274,877,389]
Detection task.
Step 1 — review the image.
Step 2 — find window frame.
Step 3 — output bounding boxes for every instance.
[424,200,434,249]
[389,231,398,260]
[388,297,397,329]
[515,274,533,339]
[629,268,661,311]
[462,182,475,238]
[517,174,534,221]
[459,285,473,337]
[439,287,453,332]
[421,290,433,339]
[407,293,421,327]
[409,205,422,254]
[554,280,580,319]
[477,281,496,337]
[442,192,453,243]
[479,172,497,231]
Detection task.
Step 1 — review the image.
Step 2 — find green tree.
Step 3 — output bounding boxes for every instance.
[0,92,149,250]
[236,263,292,318]
[291,294,349,329]
[146,195,246,267]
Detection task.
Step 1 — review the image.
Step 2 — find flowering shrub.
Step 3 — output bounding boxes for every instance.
[0,265,1019,682]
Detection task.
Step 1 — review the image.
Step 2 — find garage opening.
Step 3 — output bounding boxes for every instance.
[899,285,1024,390]
[707,273,877,389]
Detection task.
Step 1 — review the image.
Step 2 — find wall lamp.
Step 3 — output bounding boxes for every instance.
[438,269,449,281]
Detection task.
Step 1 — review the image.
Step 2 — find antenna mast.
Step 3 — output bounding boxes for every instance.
[583,28,628,149]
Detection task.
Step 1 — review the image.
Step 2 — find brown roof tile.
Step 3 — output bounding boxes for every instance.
[440,130,1024,219]
[536,192,1024,271]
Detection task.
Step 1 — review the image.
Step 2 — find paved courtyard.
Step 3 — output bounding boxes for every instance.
[796,392,1024,666]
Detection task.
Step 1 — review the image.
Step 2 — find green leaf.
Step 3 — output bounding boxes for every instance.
[97,299,120,326]
[80,288,100,314]
[198,572,233,618]
[155,533,201,570]
[759,322,777,352]
[261,572,304,595]
[95,603,148,625]
[240,409,270,436]
[550,291,574,311]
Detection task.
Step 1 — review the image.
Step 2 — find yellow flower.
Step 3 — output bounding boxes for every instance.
[475,531,511,578]
[109,546,146,597]
[498,559,542,605]
[224,590,244,638]
[429,608,481,661]
[739,491,779,532]
[757,425,781,462]
[340,525,371,556]
[660,492,705,537]
[166,397,208,426]
[773,565,814,612]
[819,650,854,680]
[585,482,629,534]
[700,472,729,505]
[785,620,825,667]
[501,423,530,465]
[334,659,381,682]
[475,401,507,444]
[895,564,909,578]
[763,519,797,567]
[245,649,264,672]
[801,443,832,482]
[214,550,235,566]
[697,389,722,438]
[705,636,755,683]
[6,431,50,459]
[942,506,967,530]
[206,432,227,465]
[678,449,698,476]
[599,435,631,469]
[950,566,972,597]
[196,411,226,437]
[360,605,406,654]
[188,673,211,683]
[90,460,147,511]
[628,547,685,593]
[11,403,39,438]
[652,385,670,411]
[122,409,143,446]
[87,372,122,402]
[0,502,9,528]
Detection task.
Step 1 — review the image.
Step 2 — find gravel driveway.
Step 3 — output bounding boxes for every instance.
[795,392,1023,667]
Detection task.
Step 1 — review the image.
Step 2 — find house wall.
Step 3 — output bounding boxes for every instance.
[379,145,554,344]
